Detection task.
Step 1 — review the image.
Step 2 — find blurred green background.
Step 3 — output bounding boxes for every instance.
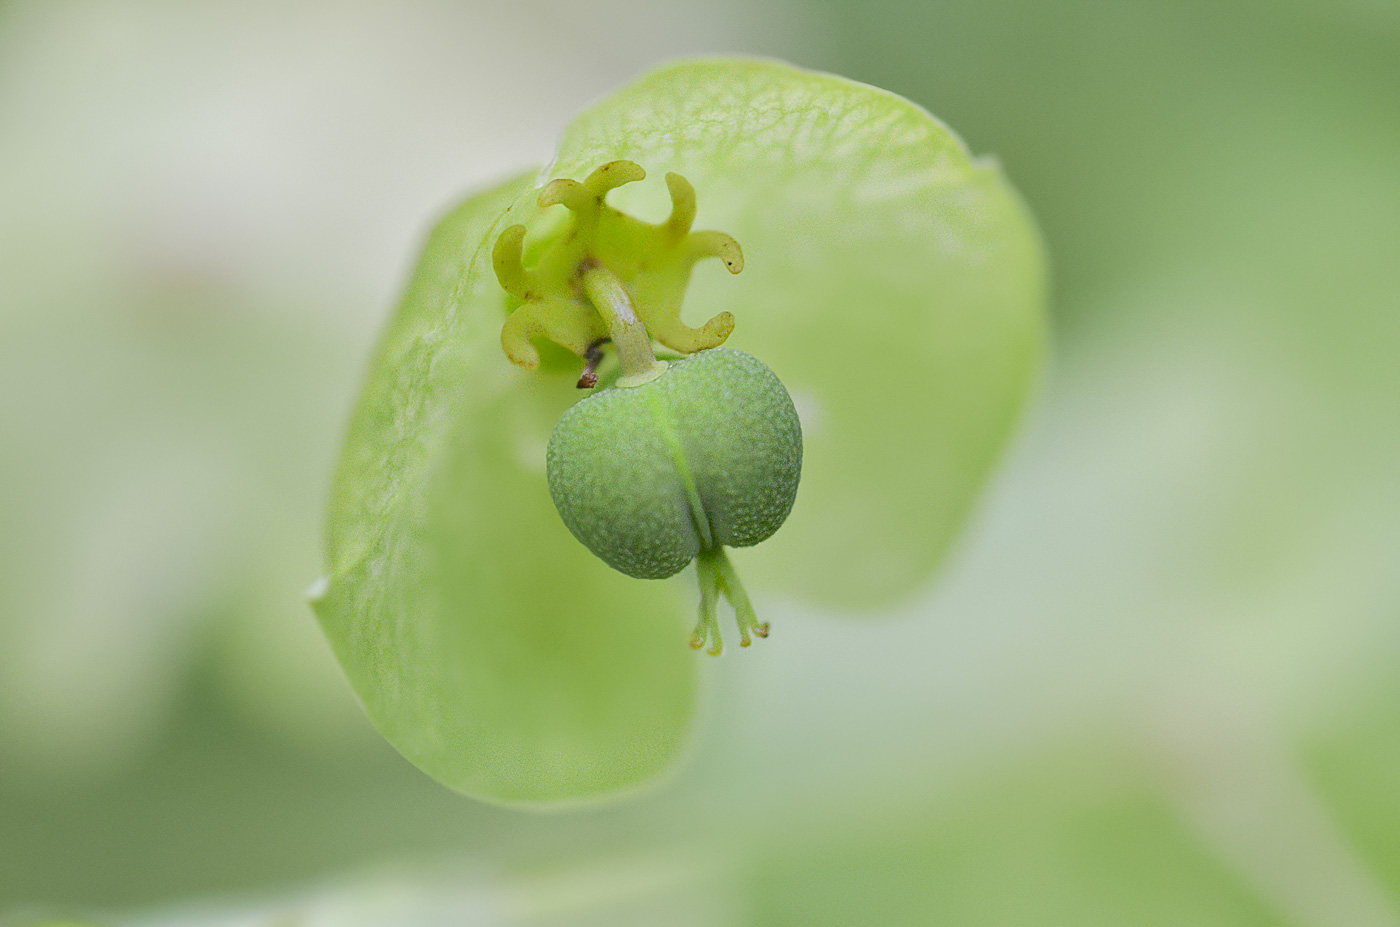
[1,0,1397,924]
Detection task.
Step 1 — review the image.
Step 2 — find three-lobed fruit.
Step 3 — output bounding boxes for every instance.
[546,348,802,578]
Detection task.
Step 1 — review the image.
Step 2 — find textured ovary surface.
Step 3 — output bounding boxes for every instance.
[547,349,802,579]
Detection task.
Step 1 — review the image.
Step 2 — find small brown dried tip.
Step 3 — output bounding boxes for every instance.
[576,340,607,389]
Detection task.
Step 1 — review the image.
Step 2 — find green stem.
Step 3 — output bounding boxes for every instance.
[580,263,666,385]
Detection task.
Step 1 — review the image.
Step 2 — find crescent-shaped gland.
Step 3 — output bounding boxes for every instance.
[491,162,745,379]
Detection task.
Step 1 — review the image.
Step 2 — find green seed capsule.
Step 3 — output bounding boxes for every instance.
[511,163,800,652]
[547,348,802,582]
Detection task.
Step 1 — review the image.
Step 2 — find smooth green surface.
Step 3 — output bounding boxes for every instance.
[547,348,802,579]
[744,750,1286,927]
[315,58,1044,804]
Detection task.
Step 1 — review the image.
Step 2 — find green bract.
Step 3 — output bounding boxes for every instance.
[314,58,1047,806]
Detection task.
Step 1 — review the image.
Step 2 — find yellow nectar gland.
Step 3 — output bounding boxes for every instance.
[492,161,743,380]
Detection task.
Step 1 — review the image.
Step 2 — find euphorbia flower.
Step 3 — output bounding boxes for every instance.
[312,58,1047,806]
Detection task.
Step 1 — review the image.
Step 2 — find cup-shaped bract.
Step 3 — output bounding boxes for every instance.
[314,58,1047,806]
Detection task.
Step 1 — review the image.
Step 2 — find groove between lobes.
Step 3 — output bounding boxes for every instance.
[643,387,715,553]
